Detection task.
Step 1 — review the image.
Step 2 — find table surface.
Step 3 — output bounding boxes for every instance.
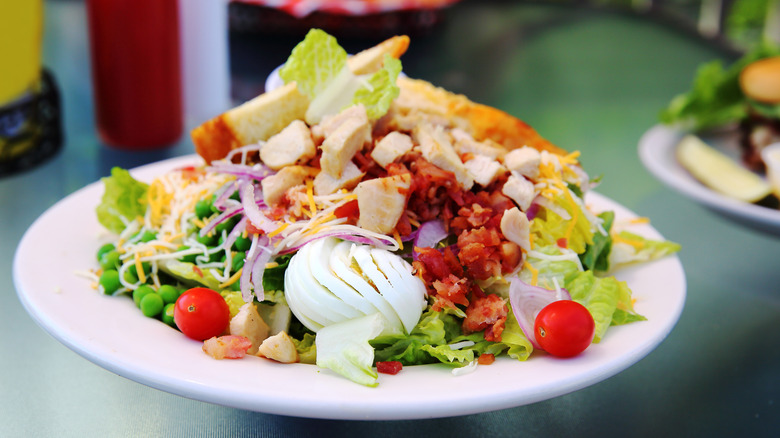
[3,1,779,436]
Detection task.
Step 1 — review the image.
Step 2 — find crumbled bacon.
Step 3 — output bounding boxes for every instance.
[462,294,508,342]
[376,361,403,375]
[478,353,496,365]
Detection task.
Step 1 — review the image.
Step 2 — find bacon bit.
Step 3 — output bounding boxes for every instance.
[556,237,568,248]
[431,274,471,311]
[245,221,265,235]
[333,199,359,222]
[462,294,508,342]
[478,353,496,365]
[192,265,204,278]
[202,335,252,359]
[376,361,403,375]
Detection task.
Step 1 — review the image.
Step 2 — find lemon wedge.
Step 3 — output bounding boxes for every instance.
[676,134,772,202]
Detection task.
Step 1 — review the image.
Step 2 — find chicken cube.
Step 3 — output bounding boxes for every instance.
[413,123,474,190]
[259,120,316,170]
[320,114,371,178]
[313,161,365,196]
[371,132,413,168]
[311,104,370,142]
[257,331,299,363]
[261,165,314,206]
[355,173,412,234]
[500,207,531,252]
[502,172,536,211]
[504,146,541,180]
[228,303,270,355]
[464,154,506,187]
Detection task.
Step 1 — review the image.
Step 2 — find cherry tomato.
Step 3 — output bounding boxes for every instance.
[174,287,230,341]
[534,300,595,358]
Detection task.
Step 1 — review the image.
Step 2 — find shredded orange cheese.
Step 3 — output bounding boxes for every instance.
[219,268,242,289]
[523,261,539,286]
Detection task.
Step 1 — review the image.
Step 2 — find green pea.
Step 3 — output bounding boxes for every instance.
[140,293,164,317]
[97,243,115,262]
[99,250,121,271]
[196,233,217,246]
[99,270,121,295]
[216,216,239,235]
[233,234,251,252]
[124,268,138,285]
[195,199,212,219]
[158,284,180,304]
[133,285,155,307]
[232,253,245,272]
[140,230,157,242]
[230,280,242,291]
[162,303,176,327]
[176,245,198,263]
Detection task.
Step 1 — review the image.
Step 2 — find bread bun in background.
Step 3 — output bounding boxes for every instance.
[739,56,780,104]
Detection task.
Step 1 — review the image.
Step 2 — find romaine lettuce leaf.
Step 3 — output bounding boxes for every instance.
[96,167,148,234]
[278,28,401,124]
[519,245,582,290]
[530,193,594,254]
[315,312,399,387]
[579,211,615,272]
[608,230,682,271]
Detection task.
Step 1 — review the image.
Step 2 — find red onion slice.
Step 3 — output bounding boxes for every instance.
[238,179,277,235]
[414,220,447,249]
[507,277,571,349]
[208,162,274,181]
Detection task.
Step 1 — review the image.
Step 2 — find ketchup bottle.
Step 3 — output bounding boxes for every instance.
[85,0,183,149]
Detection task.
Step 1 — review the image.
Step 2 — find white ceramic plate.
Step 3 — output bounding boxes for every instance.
[639,124,780,236]
[14,155,686,420]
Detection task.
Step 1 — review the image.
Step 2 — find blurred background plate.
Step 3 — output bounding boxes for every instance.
[639,124,780,236]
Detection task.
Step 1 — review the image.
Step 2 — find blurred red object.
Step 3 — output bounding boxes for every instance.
[230,0,460,37]
[86,0,183,149]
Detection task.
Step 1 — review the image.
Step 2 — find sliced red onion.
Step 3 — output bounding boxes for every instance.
[414,220,448,249]
[223,217,247,251]
[238,179,277,234]
[279,230,397,254]
[208,161,274,181]
[199,203,244,237]
[212,180,239,211]
[239,234,271,302]
[507,276,571,349]
[525,200,541,220]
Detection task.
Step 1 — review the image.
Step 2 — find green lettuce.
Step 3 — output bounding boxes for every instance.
[659,42,780,130]
[565,271,646,343]
[609,231,682,271]
[316,313,399,387]
[579,211,615,273]
[519,245,581,290]
[279,28,402,124]
[530,193,594,254]
[96,167,148,234]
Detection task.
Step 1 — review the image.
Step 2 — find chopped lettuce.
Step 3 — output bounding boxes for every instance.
[659,42,780,130]
[293,332,317,365]
[565,271,646,343]
[316,313,399,387]
[530,193,595,254]
[157,259,222,290]
[96,167,149,234]
[579,211,615,273]
[519,245,582,290]
[609,231,682,271]
[279,28,401,124]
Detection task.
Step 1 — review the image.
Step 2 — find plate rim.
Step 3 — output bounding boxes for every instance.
[13,154,687,420]
[638,124,780,232]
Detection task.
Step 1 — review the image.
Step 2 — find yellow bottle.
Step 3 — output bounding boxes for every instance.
[0,0,42,105]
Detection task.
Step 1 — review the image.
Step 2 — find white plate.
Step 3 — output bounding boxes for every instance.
[14,155,686,420]
[639,124,780,236]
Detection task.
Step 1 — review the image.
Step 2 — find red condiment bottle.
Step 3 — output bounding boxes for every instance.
[86,0,183,149]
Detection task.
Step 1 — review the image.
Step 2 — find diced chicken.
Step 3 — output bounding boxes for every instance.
[261,165,315,206]
[313,161,365,196]
[504,146,541,179]
[502,172,535,211]
[451,128,506,160]
[413,123,474,190]
[202,335,253,360]
[257,331,299,363]
[371,132,413,168]
[464,154,506,187]
[229,302,270,355]
[320,111,371,178]
[355,173,412,234]
[500,207,531,252]
[259,120,316,170]
[311,104,370,143]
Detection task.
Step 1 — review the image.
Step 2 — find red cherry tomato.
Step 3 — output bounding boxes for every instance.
[174,287,230,341]
[534,300,595,358]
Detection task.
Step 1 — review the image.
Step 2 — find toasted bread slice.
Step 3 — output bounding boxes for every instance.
[394,76,566,155]
[192,35,411,163]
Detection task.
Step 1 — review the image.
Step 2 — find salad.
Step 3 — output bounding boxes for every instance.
[91,30,680,387]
